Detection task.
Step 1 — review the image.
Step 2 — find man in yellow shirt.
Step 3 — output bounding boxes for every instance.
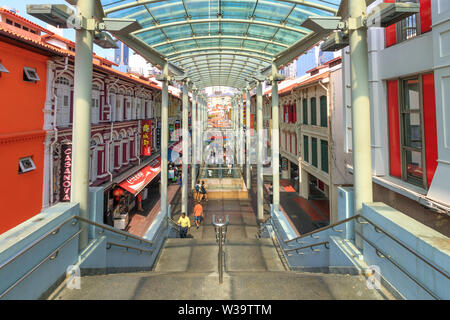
[177,212,191,238]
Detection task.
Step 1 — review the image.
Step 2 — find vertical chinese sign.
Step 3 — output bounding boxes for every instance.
[60,143,72,202]
[141,120,152,156]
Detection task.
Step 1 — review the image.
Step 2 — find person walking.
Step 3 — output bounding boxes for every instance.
[193,201,204,229]
[200,180,208,202]
[194,182,201,201]
[177,212,191,238]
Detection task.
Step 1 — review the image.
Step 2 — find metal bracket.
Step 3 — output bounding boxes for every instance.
[347,15,366,30]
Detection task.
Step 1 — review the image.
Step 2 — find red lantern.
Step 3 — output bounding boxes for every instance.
[113,188,124,201]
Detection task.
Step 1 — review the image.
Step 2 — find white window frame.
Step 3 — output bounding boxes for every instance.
[0,61,9,73]
[19,156,36,173]
[23,66,40,82]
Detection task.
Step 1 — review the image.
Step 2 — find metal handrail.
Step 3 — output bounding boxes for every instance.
[355,231,440,300]
[167,217,181,234]
[281,214,449,280]
[285,241,330,254]
[0,229,82,299]
[106,241,153,255]
[285,215,358,244]
[213,215,229,284]
[0,216,77,271]
[74,216,153,247]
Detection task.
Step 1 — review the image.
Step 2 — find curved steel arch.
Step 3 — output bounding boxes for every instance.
[187,66,256,78]
[132,18,308,36]
[104,0,338,15]
[152,35,289,49]
[190,74,252,84]
[171,51,273,64]
[181,58,262,69]
[192,75,250,85]
[166,46,274,59]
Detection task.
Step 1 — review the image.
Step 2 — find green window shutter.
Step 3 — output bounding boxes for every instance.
[321,140,328,173]
[320,96,327,127]
[302,99,308,124]
[310,97,317,125]
[303,135,309,162]
[311,137,318,167]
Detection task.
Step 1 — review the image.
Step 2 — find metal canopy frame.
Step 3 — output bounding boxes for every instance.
[91,0,342,88]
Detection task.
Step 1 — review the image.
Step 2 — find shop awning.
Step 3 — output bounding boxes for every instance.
[119,156,161,196]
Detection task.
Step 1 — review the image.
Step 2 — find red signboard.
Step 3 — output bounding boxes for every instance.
[141,120,152,156]
[119,156,161,196]
[60,143,72,202]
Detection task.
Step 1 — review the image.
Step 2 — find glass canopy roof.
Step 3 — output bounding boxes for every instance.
[99,0,341,89]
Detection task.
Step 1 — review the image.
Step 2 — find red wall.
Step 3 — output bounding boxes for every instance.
[0,41,48,234]
[422,73,438,187]
[387,80,402,178]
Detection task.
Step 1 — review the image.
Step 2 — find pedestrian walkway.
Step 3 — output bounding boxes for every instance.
[127,183,181,237]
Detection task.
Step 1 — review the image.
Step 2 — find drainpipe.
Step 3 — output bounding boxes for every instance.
[49,56,69,205]
[106,78,119,182]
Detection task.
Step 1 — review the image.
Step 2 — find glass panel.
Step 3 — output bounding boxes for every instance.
[405,149,423,183]
[311,137,317,167]
[403,113,422,149]
[303,135,309,163]
[321,140,328,174]
[403,79,420,111]
[320,95,327,127]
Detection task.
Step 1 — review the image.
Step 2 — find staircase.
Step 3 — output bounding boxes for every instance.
[48,198,391,300]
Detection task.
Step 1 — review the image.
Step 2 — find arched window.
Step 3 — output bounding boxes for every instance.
[91,84,100,124]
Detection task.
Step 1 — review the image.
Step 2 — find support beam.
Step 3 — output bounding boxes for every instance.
[349,0,373,248]
[246,89,251,190]
[71,0,94,252]
[239,94,244,166]
[161,62,169,218]
[181,81,189,214]
[191,92,197,189]
[256,81,264,221]
[271,64,281,212]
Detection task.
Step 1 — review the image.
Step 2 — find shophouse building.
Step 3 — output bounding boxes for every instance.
[0,8,65,233]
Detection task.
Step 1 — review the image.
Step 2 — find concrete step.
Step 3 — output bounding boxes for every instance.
[154,238,284,272]
[50,270,389,300]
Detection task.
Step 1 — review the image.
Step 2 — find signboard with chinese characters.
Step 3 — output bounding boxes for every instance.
[141,120,151,156]
[59,143,72,202]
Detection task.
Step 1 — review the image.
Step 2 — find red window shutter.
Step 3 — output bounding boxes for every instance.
[387,80,401,178]
[295,134,297,155]
[385,0,397,47]
[420,0,432,34]
[97,150,103,175]
[422,73,438,187]
[114,145,119,167]
[293,102,297,123]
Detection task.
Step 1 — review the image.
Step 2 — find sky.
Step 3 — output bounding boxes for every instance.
[1,0,116,59]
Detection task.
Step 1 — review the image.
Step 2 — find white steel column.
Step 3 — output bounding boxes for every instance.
[182,82,189,214]
[191,92,197,189]
[271,64,281,212]
[240,94,244,166]
[349,0,373,248]
[71,0,94,251]
[246,90,251,189]
[161,63,169,218]
[256,82,264,221]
